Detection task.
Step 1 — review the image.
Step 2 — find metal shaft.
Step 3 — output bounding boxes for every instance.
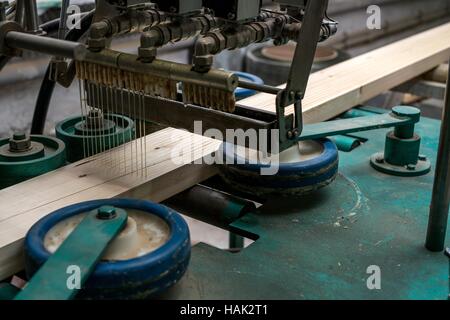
[15,0,25,27]
[5,31,84,59]
[426,60,450,252]
[57,0,71,40]
[24,0,39,33]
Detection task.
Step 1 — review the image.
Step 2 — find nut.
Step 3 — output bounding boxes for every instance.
[418,154,427,161]
[193,55,213,73]
[87,37,106,51]
[97,206,117,220]
[9,133,31,152]
[138,47,157,62]
[85,109,104,128]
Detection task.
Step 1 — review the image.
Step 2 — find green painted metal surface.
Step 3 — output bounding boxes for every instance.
[0,135,66,189]
[55,114,134,163]
[14,206,127,300]
[162,115,449,300]
[299,109,416,141]
[0,283,20,300]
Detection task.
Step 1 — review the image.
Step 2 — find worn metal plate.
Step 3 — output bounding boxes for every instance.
[162,115,449,300]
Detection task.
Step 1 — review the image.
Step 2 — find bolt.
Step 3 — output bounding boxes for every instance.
[97,206,117,220]
[287,130,294,139]
[418,154,427,161]
[406,164,416,171]
[9,132,31,152]
[227,13,236,20]
[13,132,26,140]
[289,91,295,100]
[85,109,104,129]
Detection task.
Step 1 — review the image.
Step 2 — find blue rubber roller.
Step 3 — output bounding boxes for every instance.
[24,198,190,299]
[219,139,339,197]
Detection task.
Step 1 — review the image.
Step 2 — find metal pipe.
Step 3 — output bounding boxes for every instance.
[238,80,281,95]
[23,0,39,33]
[426,61,450,252]
[14,0,24,26]
[5,31,84,59]
[79,48,238,92]
[57,0,71,40]
[89,9,168,40]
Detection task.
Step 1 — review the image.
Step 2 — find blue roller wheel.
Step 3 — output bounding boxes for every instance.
[219,139,339,197]
[24,199,190,299]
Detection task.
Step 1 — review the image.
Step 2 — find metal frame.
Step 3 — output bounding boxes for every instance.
[426,61,450,252]
[276,0,330,151]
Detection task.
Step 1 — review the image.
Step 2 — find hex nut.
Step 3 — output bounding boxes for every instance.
[9,133,31,152]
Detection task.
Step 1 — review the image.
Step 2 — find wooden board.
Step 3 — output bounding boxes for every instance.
[1,22,450,280]
[239,22,450,123]
[0,128,220,279]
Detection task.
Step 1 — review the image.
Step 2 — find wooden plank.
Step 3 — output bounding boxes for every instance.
[2,22,450,280]
[0,128,220,279]
[239,22,450,123]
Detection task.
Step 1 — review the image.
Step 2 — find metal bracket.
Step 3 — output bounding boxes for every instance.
[298,109,417,141]
[275,0,329,151]
[14,206,127,300]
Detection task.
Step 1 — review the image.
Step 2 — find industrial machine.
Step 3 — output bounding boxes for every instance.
[0,0,449,300]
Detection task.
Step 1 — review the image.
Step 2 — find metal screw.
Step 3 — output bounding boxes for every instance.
[227,13,236,20]
[406,164,416,171]
[97,206,117,220]
[287,130,294,139]
[418,154,427,161]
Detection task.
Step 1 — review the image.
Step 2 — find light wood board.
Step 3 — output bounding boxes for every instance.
[239,22,450,123]
[0,128,220,279]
